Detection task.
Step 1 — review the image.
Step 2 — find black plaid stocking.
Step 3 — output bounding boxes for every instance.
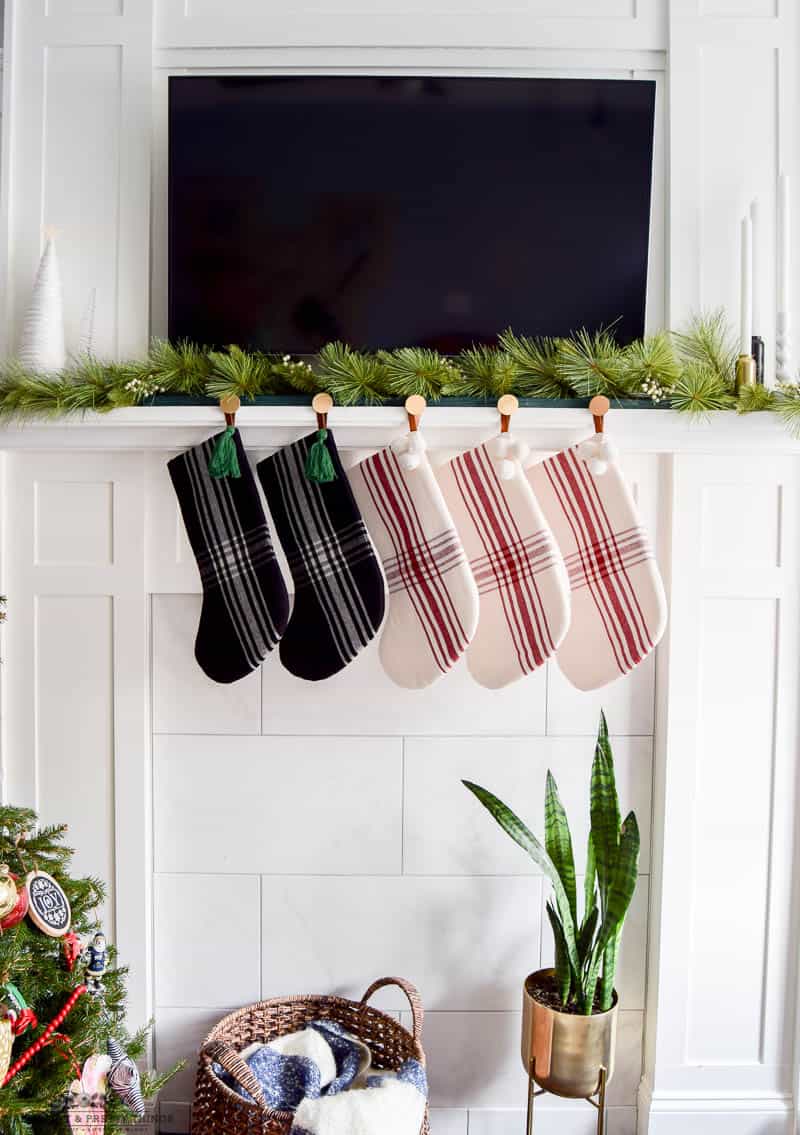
[257,431,386,681]
[168,429,290,683]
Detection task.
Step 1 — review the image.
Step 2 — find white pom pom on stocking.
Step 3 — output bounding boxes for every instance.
[398,430,427,471]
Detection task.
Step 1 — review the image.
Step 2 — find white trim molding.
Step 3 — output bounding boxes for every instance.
[0,406,799,453]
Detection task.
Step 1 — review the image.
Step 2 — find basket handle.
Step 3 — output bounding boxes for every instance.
[202,1038,267,1110]
[360,976,424,1045]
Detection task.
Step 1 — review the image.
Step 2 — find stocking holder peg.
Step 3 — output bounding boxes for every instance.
[589,395,610,434]
[497,393,519,432]
[312,391,333,430]
[581,396,614,477]
[219,395,240,426]
[405,394,426,431]
[496,394,526,479]
[401,395,427,470]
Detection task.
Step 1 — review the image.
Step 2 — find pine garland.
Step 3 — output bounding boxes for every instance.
[0,806,179,1135]
[0,311,798,431]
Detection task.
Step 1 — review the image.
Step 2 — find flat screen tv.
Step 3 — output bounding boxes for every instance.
[168,76,656,354]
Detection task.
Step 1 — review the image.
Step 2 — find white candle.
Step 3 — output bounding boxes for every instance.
[740,214,752,355]
[779,172,791,313]
[750,198,761,332]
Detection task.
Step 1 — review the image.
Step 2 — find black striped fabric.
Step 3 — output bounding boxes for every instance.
[257,431,386,681]
[168,429,290,683]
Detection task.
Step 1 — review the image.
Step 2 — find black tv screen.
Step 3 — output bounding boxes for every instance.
[168,76,656,353]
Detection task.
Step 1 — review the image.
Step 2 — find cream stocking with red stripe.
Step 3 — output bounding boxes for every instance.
[351,441,479,689]
[437,440,570,689]
[528,443,667,691]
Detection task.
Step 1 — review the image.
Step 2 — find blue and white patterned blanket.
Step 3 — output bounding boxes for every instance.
[215,1019,427,1135]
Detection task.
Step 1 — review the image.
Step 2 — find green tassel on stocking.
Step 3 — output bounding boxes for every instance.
[208,426,241,480]
[305,428,337,483]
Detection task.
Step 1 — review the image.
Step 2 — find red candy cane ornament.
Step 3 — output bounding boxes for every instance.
[2,985,87,1086]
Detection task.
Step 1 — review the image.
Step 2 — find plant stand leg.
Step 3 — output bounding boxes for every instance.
[526,1072,535,1135]
[596,1066,607,1135]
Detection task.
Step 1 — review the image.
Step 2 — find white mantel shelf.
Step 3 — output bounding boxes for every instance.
[0,405,798,453]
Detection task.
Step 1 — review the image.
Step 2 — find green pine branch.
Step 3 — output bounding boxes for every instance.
[669,362,735,415]
[672,309,737,389]
[377,347,461,400]
[498,330,576,399]
[556,328,634,399]
[445,344,519,399]
[316,342,388,405]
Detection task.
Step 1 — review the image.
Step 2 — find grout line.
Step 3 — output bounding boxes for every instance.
[152,728,655,740]
[544,659,550,735]
[258,874,263,998]
[401,736,406,874]
[151,870,651,878]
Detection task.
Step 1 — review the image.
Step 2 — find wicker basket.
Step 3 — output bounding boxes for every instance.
[191,977,429,1135]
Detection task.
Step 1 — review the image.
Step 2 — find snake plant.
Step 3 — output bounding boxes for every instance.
[463,712,639,1015]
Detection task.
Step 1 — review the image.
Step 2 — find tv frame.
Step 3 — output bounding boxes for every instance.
[151,67,664,353]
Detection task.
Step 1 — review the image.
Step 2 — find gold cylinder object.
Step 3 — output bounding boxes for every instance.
[735,353,756,392]
[521,969,618,1099]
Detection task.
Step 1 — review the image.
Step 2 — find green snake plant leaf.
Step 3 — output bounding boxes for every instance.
[577,903,599,970]
[583,831,597,929]
[462,780,580,975]
[599,926,622,1012]
[544,770,577,928]
[590,713,621,913]
[582,810,640,1014]
[546,901,573,1005]
[595,812,640,960]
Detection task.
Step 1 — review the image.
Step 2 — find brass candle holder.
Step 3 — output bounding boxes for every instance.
[735,353,756,392]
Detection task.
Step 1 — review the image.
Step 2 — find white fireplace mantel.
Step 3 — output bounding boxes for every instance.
[1,406,798,454]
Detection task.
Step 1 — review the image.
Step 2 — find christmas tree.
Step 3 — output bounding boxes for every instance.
[0,804,176,1135]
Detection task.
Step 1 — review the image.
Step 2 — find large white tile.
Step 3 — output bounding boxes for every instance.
[155,874,261,1008]
[154,1005,235,1103]
[261,638,547,736]
[260,875,542,1012]
[468,1107,635,1135]
[158,1100,192,1134]
[405,1011,642,1109]
[154,734,402,875]
[428,1109,468,1135]
[153,594,261,734]
[546,655,655,737]
[404,736,652,876]
[540,877,649,1012]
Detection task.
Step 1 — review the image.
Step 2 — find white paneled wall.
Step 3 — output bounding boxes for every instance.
[2,413,800,1135]
[1,0,800,1132]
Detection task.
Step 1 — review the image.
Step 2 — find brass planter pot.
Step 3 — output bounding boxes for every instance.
[521,969,618,1099]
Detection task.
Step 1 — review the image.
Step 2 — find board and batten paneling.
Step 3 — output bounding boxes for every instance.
[154,0,664,51]
[1,450,152,1029]
[0,0,153,358]
[642,453,800,1135]
[0,0,799,1130]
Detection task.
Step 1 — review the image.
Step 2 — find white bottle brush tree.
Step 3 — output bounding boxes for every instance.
[18,229,66,375]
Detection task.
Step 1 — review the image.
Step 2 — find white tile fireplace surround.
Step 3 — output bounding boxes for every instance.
[1,406,799,1135]
[1,1,800,1134]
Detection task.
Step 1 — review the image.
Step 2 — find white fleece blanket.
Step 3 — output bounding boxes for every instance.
[215,1018,426,1135]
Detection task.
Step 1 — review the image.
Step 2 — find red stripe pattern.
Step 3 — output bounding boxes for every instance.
[357,448,472,676]
[540,448,655,675]
[449,444,562,675]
